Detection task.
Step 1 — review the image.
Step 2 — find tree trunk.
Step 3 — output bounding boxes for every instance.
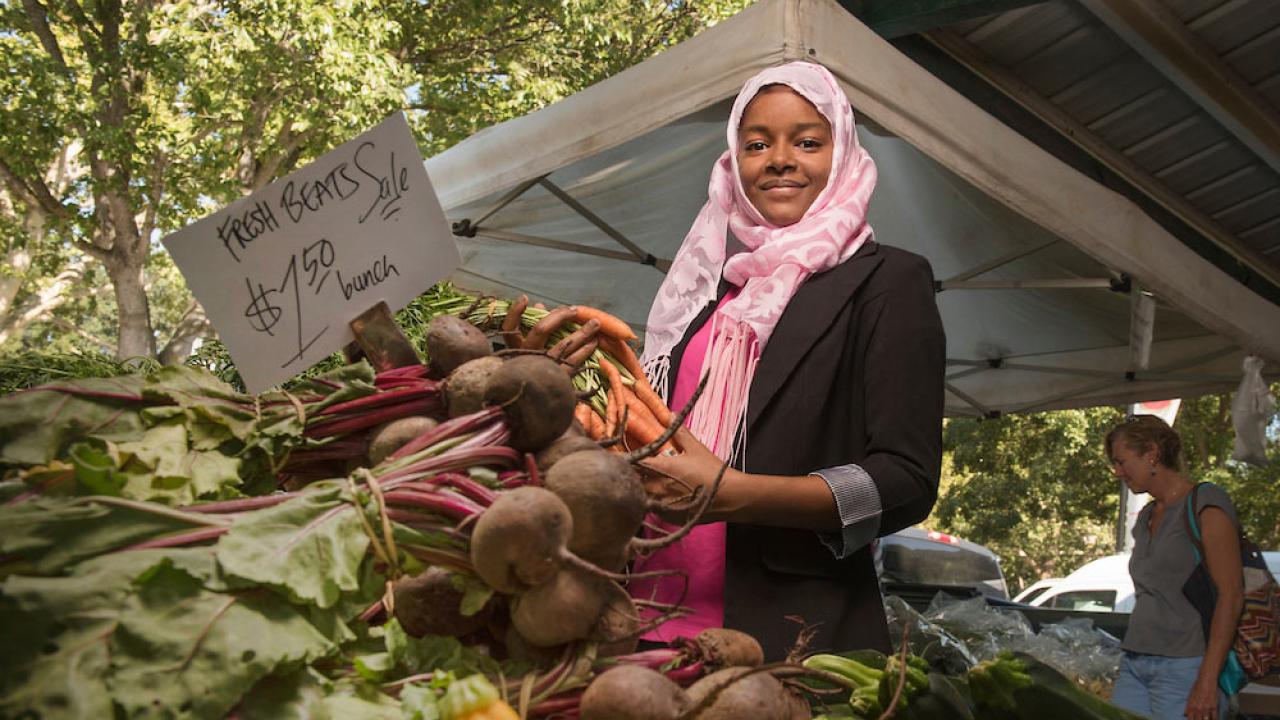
[158,302,212,366]
[109,258,156,361]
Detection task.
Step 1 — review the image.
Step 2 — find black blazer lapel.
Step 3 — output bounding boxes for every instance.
[746,242,884,431]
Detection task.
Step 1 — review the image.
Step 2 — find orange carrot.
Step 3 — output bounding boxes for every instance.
[621,388,675,454]
[575,307,637,341]
[604,389,619,439]
[574,402,595,434]
[598,356,628,421]
[587,405,607,440]
[599,335,672,426]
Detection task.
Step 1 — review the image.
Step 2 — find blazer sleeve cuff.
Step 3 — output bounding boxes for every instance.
[811,463,883,560]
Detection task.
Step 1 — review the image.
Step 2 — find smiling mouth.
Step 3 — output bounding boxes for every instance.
[761,180,805,190]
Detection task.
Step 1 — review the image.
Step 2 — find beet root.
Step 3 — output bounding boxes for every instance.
[367,416,439,466]
[482,354,576,451]
[510,566,609,647]
[426,315,492,376]
[592,581,642,657]
[469,486,572,594]
[693,628,764,669]
[502,621,565,668]
[579,665,690,720]
[535,432,599,472]
[392,566,491,638]
[444,355,503,418]
[685,667,795,720]
[544,449,646,569]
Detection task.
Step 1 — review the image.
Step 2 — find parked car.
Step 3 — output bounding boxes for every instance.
[1027,550,1280,615]
[1030,554,1136,612]
[875,526,1009,600]
[1012,577,1062,605]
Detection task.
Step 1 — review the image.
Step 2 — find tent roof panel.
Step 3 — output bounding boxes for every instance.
[427,0,1280,414]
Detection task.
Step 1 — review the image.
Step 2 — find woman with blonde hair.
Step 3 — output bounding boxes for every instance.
[1106,414,1241,720]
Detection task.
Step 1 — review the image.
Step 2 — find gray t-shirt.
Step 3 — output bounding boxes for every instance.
[1123,483,1238,657]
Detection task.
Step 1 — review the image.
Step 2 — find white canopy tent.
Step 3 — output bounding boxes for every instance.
[425,0,1280,418]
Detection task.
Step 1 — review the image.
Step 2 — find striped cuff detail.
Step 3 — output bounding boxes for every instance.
[811,463,882,560]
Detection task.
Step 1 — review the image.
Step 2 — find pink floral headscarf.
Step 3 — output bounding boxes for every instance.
[639,61,877,460]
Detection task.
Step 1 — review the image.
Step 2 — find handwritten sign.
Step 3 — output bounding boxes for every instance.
[163,113,459,393]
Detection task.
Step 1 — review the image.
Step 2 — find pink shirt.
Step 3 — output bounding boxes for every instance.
[630,289,739,642]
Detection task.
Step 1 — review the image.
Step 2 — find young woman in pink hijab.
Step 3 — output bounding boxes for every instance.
[629,61,945,660]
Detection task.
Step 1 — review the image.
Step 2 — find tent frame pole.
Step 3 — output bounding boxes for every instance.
[939,278,1116,290]
[472,228,669,267]
[535,177,670,272]
[941,238,1060,283]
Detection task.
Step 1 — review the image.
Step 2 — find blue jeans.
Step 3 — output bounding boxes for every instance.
[1111,652,1230,719]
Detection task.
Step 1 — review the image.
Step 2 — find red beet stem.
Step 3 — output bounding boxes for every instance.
[380,446,520,490]
[120,526,229,551]
[375,364,428,380]
[387,406,504,461]
[184,495,292,514]
[383,489,482,520]
[305,397,440,438]
[398,474,496,506]
[317,384,440,417]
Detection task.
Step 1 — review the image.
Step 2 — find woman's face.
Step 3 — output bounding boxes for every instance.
[737,85,833,227]
[1109,439,1155,492]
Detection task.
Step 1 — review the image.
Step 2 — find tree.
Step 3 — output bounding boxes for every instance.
[931,385,1280,592]
[930,407,1125,591]
[1,0,749,362]
[1,0,411,361]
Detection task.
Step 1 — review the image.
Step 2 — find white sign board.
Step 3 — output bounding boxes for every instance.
[163,113,460,393]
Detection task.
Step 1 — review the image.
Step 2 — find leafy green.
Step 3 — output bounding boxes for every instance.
[0,550,216,718]
[107,562,334,718]
[0,375,149,466]
[214,482,370,608]
[238,670,335,720]
[0,496,222,574]
[400,683,442,720]
[384,620,501,678]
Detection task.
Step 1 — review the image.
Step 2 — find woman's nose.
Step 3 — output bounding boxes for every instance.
[766,144,795,171]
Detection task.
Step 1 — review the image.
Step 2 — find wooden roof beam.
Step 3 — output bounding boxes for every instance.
[842,0,1044,39]
[923,28,1280,289]
[1076,0,1280,179]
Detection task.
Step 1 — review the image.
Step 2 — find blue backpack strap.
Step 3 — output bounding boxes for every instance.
[1183,482,1208,564]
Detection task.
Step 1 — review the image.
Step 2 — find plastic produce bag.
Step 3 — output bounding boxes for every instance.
[884,595,978,675]
[1231,356,1276,466]
[886,594,1124,700]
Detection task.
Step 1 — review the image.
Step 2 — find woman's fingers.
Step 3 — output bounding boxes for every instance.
[524,305,577,349]
[501,295,529,348]
[548,319,600,363]
[561,338,599,370]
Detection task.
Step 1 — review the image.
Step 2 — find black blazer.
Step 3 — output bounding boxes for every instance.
[668,241,945,659]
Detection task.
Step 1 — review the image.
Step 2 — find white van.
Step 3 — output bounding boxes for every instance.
[1029,554,1135,612]
[1028,551,1280,614]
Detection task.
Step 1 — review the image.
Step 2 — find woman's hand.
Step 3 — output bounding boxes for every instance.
[638,426,738,523]
[500,295,600,370]
[1184,673,1220,720]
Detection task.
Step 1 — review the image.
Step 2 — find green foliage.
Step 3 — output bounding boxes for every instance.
[0,548,334,719]
[214,482,371,609]
[1,0,750,359]
[931,406,1125,590]
[0,349,158,394]
[932,386,1280,592]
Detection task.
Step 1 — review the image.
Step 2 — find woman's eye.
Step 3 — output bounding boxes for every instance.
[798,138,823,150]
[745,141,767,151]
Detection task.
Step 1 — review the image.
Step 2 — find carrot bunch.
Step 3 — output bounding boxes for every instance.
[467,301,675,454]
